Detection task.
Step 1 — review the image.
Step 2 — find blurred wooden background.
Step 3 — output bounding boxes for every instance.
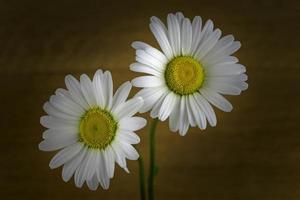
[0,0,299,199]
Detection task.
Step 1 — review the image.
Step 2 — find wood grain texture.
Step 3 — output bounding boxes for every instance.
[0,0,299,199]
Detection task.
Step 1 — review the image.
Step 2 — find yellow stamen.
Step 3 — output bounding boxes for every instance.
[165,56,204,95]
[79,107,117,149]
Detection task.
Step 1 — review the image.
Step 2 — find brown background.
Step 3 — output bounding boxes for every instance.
[0,0,299,199]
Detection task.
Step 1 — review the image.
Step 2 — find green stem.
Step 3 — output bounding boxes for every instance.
[138,156,146,200]
[148,118,159,200]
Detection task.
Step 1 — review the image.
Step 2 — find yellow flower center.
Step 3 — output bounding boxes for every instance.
[165,56,204,95]
[79,107,117,149]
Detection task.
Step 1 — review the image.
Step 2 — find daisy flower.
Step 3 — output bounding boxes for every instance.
[131,12,248,135]
[39,70,146,190]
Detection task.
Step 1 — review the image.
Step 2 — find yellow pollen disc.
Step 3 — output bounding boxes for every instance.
[79,108,117,149]
[165,56,205,95]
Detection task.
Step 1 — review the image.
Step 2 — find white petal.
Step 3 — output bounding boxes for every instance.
[204,81,241,95]
[103,146,115,178]
[132,41,151,50]
[193,93,217,127]
[130,63,162,77]
[205,63,246,76]
[111,142,128,172]
[74,150,90,188]
[62,147,87,182]
[40,116,77,130]
[49,143,83,169]
[39,130,78,151]
[65,75,89,109]
[158,92,177,121]
[136,49,165,70]
[191,16,202,54]
[181,18,192,55]
[150,21,173,59]
[111,81,132,112]
[92,69,106,108]
[175,12,185,23]
[96,151,110,190]
[117,130,140,144]
[42,128,77,139]
[178,96,189,136]
[189,95,207,129]
[43,102,77,121]
[119,142,139,160]
[86,174,99,191]
[132,76,164,88]
[194,29,222,60]
[203,34,234,60]
[167,13,181,56]
[200,88,233,112]
[80,74,97,107]
[49,94,84,117]
[114,97,144,119]
[168,96,180,132]
[119,117,147,131]
[102,71,114,109]
[185,95,196,127]
[135,86,167,113]
[150,91,168,118]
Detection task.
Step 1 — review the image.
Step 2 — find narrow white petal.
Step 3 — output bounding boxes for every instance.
[49,95,84,117]
[178,96,189,136]
[86,174,99,191]
[119,142,139,160]
[80,74,97,107]
[185,95,197,127]
[103,146,115,178]
[206,63,246,76]
[191,16,202,54]
[65,75,89,109]
[130,63,162,77]
[203,34,234,60]
[204,81,241,95]
[114,97,144,119]
[42,128,77,139]
[150,91,168,118]
[96,151,110,190]
[193,93,217,127]
[194,29,222,60]
[158,92,177,121]
[119,117,147,131]
[189,95,207,129]
[111,142,128,172]
[62,147,87,182]
[200,88,233,112]
[136,49,165,70]
[38,130,78,151]
[132,41,151,50]
[167,13,181,56]
[135,86,167,113]
[111,81,132,112]
[132,76,164,88]
[168,95,180,132]
[92,69,106,108]
[49,143,83,169]
[43,102,77,121]
[102,71,114,109]
[117,130,141,144]
[150,21,174,59]
[181,18,192,55]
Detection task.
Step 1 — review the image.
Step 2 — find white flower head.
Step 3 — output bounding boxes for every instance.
[131,12,248,135]
[39,70,146,190]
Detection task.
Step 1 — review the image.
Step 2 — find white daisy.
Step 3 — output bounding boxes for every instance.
[131,12,248,135]
[39,70,146,190]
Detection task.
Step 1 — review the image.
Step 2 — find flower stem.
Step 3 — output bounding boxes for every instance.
[138,156,146,200]
[148,118,159,200]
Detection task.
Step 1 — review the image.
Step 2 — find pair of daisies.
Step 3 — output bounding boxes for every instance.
[39,12,247,190]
